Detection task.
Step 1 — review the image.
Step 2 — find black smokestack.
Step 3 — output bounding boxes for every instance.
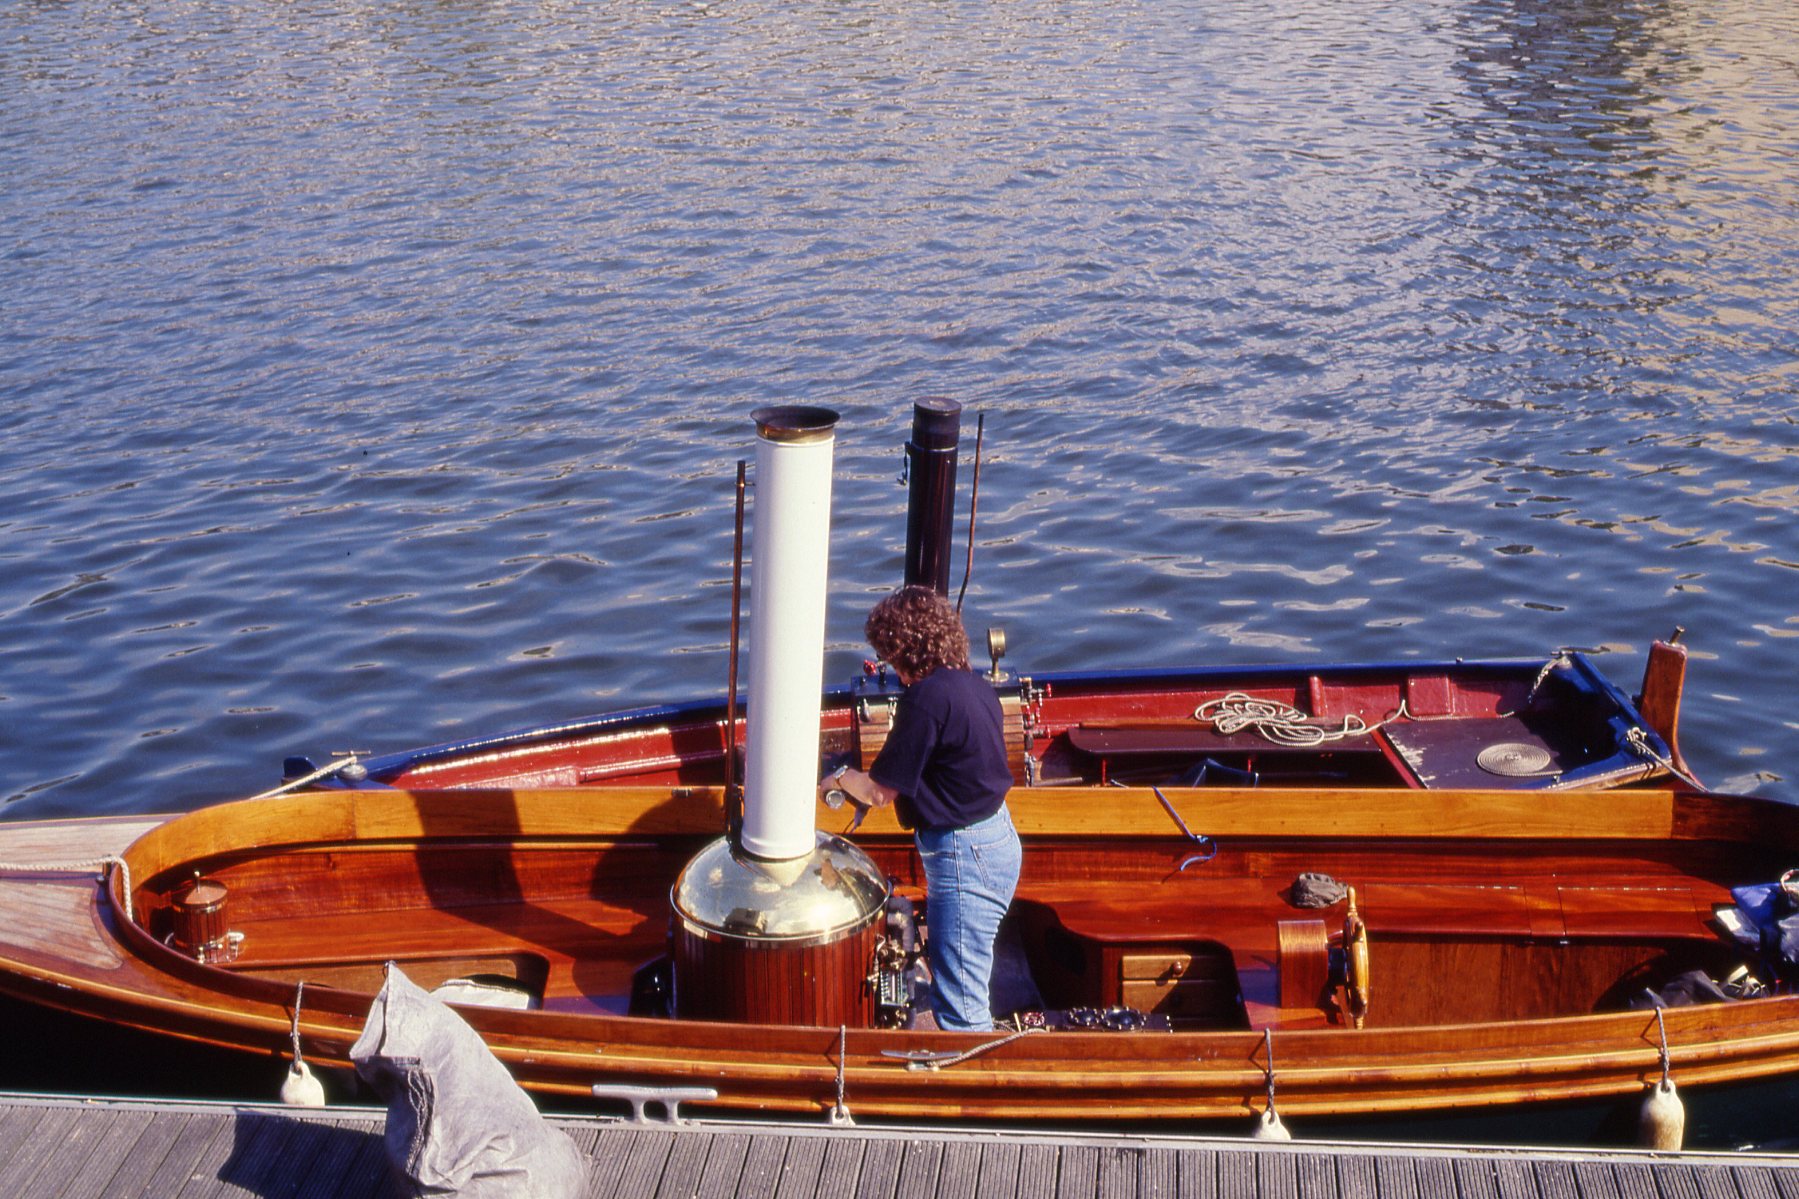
[902,398,962,595]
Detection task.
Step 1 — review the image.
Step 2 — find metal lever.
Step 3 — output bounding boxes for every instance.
[1149,785,1217,870]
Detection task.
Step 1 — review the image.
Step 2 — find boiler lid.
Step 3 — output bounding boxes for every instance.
[671,831,888,942]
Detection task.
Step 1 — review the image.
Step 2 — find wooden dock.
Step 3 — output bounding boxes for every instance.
[3,1091,1797,1198]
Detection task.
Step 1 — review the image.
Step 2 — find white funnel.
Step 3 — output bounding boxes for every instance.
[740,406,839,861]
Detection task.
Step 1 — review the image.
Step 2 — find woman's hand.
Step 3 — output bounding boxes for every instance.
[818,765,896,810]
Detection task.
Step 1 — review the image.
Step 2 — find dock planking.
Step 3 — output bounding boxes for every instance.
[1,1093,1797,1198]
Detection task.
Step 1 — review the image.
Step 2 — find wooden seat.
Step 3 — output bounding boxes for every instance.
[226,896,666,1015]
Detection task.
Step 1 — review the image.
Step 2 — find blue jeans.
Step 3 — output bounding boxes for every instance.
[915,805,1022,1032]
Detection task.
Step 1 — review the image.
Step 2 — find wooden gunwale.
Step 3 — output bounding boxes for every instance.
[116,785,1713,871]
[2,784,1794,1120]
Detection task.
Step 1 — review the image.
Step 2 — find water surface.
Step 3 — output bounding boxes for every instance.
[3,0,1796,815]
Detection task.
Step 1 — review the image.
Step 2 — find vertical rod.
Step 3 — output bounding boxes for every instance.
[955,412,985,614]
[724,458,748,843]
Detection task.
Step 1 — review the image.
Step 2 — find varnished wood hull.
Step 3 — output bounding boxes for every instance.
[1,782,1793,1130]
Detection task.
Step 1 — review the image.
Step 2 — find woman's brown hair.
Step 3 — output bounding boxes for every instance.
[864,586,971,679]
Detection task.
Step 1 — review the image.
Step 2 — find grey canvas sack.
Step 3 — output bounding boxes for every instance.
[350,964,586,1198]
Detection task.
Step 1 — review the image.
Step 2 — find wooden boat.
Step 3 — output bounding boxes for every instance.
[0,403,1772,1137]
[1,780,1797,1132]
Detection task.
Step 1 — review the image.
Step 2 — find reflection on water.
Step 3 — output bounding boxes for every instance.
[0,0,1795,814]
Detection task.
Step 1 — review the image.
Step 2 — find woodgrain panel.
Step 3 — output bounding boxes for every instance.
[674,920,879,1027]
[1276,920,1330,1011]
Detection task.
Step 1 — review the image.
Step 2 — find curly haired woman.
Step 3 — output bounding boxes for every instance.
[819,586,1021,1031]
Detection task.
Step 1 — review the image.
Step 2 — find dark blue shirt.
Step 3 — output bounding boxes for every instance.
[868,668,1012,831]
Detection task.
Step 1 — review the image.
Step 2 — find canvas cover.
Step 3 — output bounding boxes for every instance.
[350,965,586,1198]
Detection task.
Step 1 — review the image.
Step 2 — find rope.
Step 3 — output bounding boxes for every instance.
[1262,1027,1279,1112]
[0,855,132,918]
[1624,727,1705,790]
[829,1024,854,1125]
[1654,1007,1672,1087]
[250,754,365,801]
[907,1025,1047,1071]
[1194,693,1401,747]
[1522,652,1570,708]
[290,979,308,1068]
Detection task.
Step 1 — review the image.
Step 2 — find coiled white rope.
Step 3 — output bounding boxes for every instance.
[1193,693,1400,747]
[0,855,133,919]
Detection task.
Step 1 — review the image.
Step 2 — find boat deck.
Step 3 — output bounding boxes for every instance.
[2,1091,1797,1199]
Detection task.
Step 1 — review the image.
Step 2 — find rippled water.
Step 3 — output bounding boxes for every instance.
[3,0,1796,817]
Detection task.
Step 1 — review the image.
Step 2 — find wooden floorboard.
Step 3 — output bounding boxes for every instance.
[1137,1146,1177,1199]
[772,1129,828,1199]
[4,1094,1799,1199]
[1570,1160,1621,1199]
[977,1140,1023,1199]
[861,1134,909,1199]
[57,1106,154,1199]
[1219,1144,1259,1199]
[816,1133,865,1199]
[291,1118,388,1199]
[1177,1146,1218,1199]
[1339,1153,1379,1199]
[84,1108,189,1199]
[0,1104,49,1177]
[937,1140,983,1199]
[895,1137,944,1199]
[696,1131,751,1199]
[137,1112,232,1199]
[0,1106,83,1196]
[608,1127,676,1199]
[737,1130,792,1198]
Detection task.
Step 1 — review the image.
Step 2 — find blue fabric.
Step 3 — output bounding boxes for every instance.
[1728,882,1799,964]
[868,668,1012,831]
[916,805,1022,1031]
